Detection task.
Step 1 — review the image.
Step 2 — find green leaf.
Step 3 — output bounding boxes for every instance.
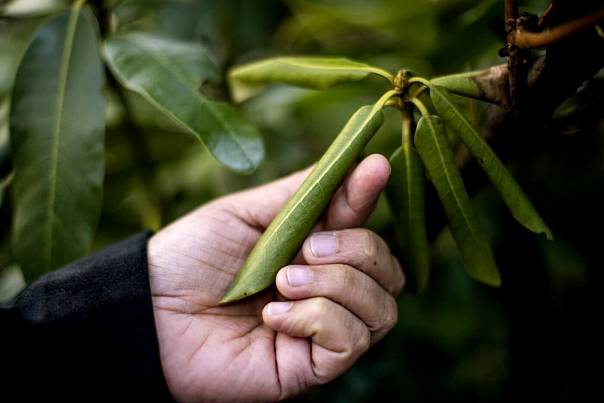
[221,103,385,303]
[103,32,264,173]
[431,72,482,99]
[118,32,220,86]
[0,171,13,209]
[228,56,393,101]
[414,115,500,286]
[430,65,508,106]
[9,6,105,282]
[385,145,430,293]
[0,99,10,176]
[430,85,552,240]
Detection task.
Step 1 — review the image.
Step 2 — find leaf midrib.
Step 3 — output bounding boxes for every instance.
[260,106,380,250]
[231,57,394,84]
[233,57,371,75]
[110,36,257,170]
[422,118,481,244]
[46,5,82,269]
[433,86,550,237]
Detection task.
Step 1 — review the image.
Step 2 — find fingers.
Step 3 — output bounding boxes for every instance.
[302,228,405,296]
[264,224,403,386]
[263,297,370,382]
[321,154,391,230]
[274,264,399,343]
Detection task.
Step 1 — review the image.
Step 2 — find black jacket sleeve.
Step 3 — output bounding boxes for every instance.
[0,232,174,401]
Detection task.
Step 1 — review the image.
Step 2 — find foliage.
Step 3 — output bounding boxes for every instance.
[226,54,550,296]
[1,0,601,401]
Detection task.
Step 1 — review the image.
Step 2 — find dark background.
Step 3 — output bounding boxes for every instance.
[1,0,602,401]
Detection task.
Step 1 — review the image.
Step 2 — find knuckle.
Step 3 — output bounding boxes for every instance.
[310,296,332,317]
[360,229,379,260]
[333,263,355,291]
[340,326,370,362]
[381,295,399,330]
[354,327,371,354]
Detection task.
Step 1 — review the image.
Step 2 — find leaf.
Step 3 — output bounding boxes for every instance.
[430,85,552,240]
[0,265,26,304]
[103,32,264,173]
[0,99,10,176]
[228,56,393,102]
[0,171,13,209]
[430,64,508,106]
[414,115,500,286]
[9,6,105,282]
[0,15,48,98]
[118,32,220,86]
[385,145,430,293]
[221,103,385,303]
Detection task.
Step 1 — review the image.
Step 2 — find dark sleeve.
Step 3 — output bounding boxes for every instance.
[0,232,174,401]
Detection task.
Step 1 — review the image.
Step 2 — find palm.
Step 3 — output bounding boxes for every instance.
[149,199,316,401]
[147,156,400,402]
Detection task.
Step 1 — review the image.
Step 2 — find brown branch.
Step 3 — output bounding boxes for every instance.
[505,0,525,114]
[505,0,518,23]
[538,3,555,30]
[515,9,604,48]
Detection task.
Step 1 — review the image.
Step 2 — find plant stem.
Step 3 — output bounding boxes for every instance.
[538,3,555,30]
[505,0,525,114]
[409,97,430,118]
[505,0,518,23]
[401,109,412,146]
[367,67,395,85]
[408,77,431,87]
[375,89,401,109]
[515,9,604,48]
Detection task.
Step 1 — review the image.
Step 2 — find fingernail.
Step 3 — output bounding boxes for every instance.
[286,265,312,287]
[267,301,292,316]
[310,231,337,257]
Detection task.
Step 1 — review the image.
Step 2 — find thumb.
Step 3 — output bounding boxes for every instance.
[320,153,391,230]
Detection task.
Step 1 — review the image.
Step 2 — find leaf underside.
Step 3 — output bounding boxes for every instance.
[414,115,500,286]
[386,145,430,293]
[221,104,385,303]
[430,85,552,240]
[228,56,392,102]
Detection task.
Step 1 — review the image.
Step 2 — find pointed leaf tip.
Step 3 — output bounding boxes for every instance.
[228,56,393,102]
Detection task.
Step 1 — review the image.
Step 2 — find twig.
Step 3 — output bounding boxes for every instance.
[515,9,604,48]
[505,0,525,114]
[538,3,555,30]
[505,0,518,25]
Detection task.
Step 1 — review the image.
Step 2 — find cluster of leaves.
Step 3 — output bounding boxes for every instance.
[225,56,552,296]
[0,0,552,292]
[3,0,598,400]
[2,0,268,282]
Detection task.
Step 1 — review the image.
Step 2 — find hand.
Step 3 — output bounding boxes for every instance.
[147,154,405,402]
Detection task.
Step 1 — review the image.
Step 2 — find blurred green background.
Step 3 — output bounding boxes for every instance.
[1,0,601,401]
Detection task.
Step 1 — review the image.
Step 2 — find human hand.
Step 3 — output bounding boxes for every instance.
[147,154,405,402]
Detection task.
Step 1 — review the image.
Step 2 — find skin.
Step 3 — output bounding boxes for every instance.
[148,154,405,402]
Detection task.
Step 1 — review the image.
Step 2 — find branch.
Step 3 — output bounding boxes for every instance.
[504,0,526,114]
[515,8,604,48]
[423,1,604,241]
